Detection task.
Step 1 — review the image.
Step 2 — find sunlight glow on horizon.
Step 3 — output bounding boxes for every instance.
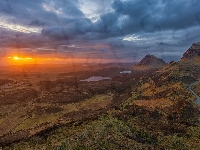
[3,55,134,66]
[25,58,33,60]
[6,56,34,63]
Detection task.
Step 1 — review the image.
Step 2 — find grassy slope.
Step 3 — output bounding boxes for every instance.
[1,61,200,149]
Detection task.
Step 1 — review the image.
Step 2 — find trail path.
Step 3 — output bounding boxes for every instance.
[188,81,200,106]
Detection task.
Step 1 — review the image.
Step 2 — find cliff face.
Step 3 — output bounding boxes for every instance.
[181,42,200,60]
[133,54,167,70]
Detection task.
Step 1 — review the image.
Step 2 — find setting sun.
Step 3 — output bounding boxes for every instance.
[13,56,22,60]
[5,56,36,65]
[7,56,33,61]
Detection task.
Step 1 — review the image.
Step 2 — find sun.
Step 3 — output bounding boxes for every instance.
[6,56,35,65]
[13,56,22,60]
[8,56,33,61]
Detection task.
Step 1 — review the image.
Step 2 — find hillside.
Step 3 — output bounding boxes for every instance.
[181,42,200,60]
[0,43,200,149]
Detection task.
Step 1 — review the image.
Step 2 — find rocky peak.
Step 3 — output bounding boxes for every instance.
[133,54,167,70]
[181,42,200,59]
[137,54,167,66]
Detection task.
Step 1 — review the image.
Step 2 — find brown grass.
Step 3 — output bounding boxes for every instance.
[131,98,173,109]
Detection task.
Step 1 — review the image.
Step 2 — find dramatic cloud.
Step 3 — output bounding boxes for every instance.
[0,0,200,63]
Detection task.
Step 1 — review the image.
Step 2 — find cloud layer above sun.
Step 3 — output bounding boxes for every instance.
[0,0,200,63]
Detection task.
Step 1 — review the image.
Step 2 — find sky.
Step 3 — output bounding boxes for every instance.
[0,0,200,65]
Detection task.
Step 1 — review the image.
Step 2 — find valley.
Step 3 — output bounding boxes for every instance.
[1,1,199,149]
[0,43,200,149]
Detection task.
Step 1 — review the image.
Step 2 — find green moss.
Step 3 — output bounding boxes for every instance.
[119,94,137,110]
[159,135,189,150]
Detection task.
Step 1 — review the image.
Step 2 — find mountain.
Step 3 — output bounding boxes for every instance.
[133,54,167,70]
[180,42,200,67]
[155,42,200,83]
[181,42,200,60]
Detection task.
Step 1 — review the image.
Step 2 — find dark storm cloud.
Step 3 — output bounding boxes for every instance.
[40,0,200,41]
[0,0,200,62]
[109,0,199,34]
[29,19,46,27]
[0,0,85,28]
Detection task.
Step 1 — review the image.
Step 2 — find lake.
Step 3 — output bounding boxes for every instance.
[80,76,112,82]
